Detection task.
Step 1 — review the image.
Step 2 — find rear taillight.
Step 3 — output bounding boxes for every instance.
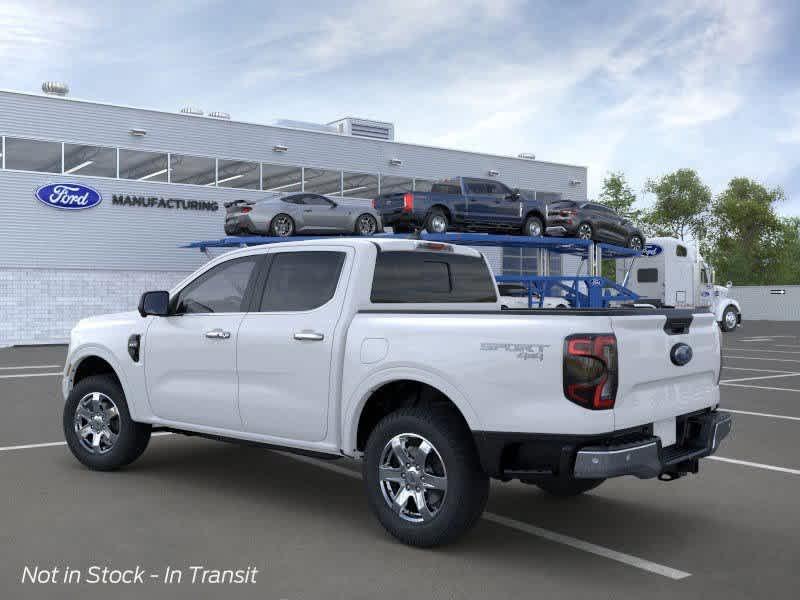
[241,207,252,214]
[402,193,414,213]
[372,198,377,209]
[563,334,618,410]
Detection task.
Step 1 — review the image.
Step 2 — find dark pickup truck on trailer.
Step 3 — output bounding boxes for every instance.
[373,177,549,236]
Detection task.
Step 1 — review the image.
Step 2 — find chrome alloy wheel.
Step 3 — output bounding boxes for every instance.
[74,392,120,454]
[428,215,447,233]
[577,223,593,240]
[526,219,543,237]
[725,309,738,330]
[357,214,378,235]
[629,236,643,250]
[272,215,293,237]
[379,433,448,523]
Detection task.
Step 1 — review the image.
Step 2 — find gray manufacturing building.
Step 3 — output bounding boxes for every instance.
[0,86,588,345]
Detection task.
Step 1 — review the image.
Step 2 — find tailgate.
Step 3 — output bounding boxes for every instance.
[611,311,720,433]
[374,193,407,213]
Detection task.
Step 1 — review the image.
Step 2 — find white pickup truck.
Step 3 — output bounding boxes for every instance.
[62,238,731,547]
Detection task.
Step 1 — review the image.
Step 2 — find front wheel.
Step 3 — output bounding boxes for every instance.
[363,407,489,547]
[533,476,605,496]
[720,306,739,332]
[355,213,379,236]
[63,375,151,471]
[628,234,644,250]
[523,215,544,237]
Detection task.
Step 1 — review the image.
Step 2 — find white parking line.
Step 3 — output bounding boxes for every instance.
[724,355,800,364]
[725,347,800,355]
[724,366,795,372]
[721,373,800,384]
[0,364,62,370]
[708,456,800,476]
[0,372,62,380]
[0,432,172,453]
[279,452,691,580]
[721,382,800,393]
[721,408,800,422]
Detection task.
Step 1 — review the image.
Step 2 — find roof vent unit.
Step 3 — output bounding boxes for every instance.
[209,111,231,120]
[329,117,395,141]
[42,81,69,96]
[180,106,204,116]
[518,152,536,160]
[270,119,337,134]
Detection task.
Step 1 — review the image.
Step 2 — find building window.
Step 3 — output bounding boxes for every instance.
[342,171,379,199]
[304,167,342,195]
[170,154,216,186]
[217,159,260,189]
[4,137,61,173]
[380,176,413,195]
[63,143,117,177]
[119,149,168,182]
[262,163,302,192]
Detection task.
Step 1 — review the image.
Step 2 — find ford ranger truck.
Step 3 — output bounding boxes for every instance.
[373,177,548,236]
[62,238,731,547]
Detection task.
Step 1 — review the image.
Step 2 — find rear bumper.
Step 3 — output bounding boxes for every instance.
[380,210,422,228]
[474,410,732,481]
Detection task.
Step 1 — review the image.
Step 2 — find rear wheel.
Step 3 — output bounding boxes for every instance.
[63,375,151,471]
[576,222,593,240]
[424,209,449,234]
[533,476,605,496]
[720,306,739,332]
[269,214,295,237]
[355,213,379,236]
[523,215,544,237]
[363,406,489,547]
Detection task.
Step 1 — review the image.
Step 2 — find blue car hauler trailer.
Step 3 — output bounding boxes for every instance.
[183,233,641,309]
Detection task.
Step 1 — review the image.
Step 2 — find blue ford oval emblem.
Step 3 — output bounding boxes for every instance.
[35,183,102,210]
[670,343,693,366]
[643,244,663,256]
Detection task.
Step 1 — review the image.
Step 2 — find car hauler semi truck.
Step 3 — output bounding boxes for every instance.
[618,236,742,332]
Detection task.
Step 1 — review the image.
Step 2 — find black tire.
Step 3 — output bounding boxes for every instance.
[720,305,739,332]
[363,406,489,547]
[355,213,379,236]
[269,214,295,237]
[533,476,605,496]
[424,208,449,234]
[224,224,240,236]
[576,222,593,240]
[63,374,151,471]
[523,215,544,237]
[628,234,644,250]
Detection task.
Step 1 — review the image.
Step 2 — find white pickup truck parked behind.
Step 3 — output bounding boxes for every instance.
[62,238,731,547]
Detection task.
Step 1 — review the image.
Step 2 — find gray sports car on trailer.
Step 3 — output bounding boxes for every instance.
[224,192,383,237]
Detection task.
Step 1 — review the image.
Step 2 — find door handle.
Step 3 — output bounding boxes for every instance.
[293,331,324,341]
[205,329,231,340]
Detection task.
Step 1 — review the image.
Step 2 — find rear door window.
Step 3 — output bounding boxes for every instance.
[371,251,497,303]
[259,251,345,311]
[637,268,659,283]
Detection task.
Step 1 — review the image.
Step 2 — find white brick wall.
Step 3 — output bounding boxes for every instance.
[0,268,191,346]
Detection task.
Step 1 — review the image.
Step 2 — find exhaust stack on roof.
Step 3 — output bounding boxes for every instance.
[42,81,69,96]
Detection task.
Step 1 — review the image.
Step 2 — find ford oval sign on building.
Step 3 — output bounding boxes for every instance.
[35,183,103,210]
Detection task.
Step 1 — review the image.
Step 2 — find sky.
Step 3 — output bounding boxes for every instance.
[2,0,799,213]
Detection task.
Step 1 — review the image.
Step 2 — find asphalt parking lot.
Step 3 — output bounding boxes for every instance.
[2,322,799,599]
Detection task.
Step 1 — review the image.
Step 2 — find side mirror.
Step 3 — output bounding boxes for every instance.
[138,290,170,317]
[329,201,338,208]
[726,281,733,289]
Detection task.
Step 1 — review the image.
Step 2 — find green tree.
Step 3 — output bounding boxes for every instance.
[598,171,640,220]
[642,169,711,241]
[707,178,786,284]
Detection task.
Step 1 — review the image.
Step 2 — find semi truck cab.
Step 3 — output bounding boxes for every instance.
[619,236,742,331]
